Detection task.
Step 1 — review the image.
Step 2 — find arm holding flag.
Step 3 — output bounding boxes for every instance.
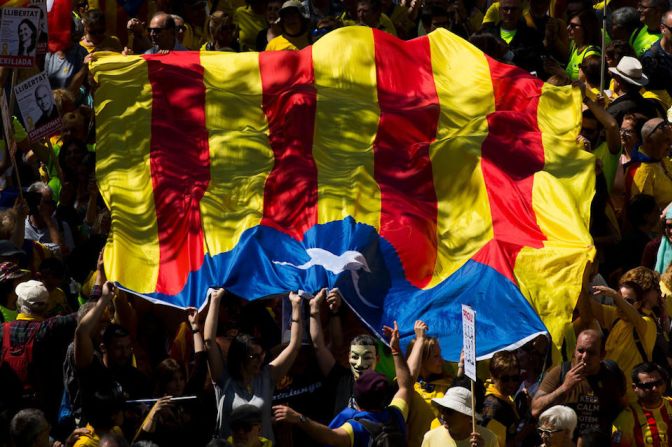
[309,288,337,378]
[204,288,226,384]
[269,291,303,384]
[407,320,428,381]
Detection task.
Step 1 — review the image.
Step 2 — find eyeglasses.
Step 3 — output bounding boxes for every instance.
[620,128,635,136]
[499,374,521,383]
[636,379,664,389]
[537,428,562,437]
[568,22,582,28]
[663,23,672,33]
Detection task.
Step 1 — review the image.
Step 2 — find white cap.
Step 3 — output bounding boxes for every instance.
[15,280,49,315]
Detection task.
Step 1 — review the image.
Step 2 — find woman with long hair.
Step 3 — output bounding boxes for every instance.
[565,9,601,80]
[17,19,37,56]
[204,288,303,443]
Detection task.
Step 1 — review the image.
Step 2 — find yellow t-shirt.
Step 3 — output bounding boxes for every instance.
[422,425,499,447]
[226,436,272,446]
[612,398,672,446]
[482,0,531,25]
[79,35,123,53]
[630,158,672,210]
[233,6,267,51]
[73,424,123,447]
[601,305,656,403]
[265,33,310,51]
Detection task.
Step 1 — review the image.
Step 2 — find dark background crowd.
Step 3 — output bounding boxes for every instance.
[1,0,672,446]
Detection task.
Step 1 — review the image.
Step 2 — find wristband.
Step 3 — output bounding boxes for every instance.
[191,327,199,333]
[291,318,300,323]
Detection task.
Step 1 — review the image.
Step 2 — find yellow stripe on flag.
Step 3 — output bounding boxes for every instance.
[312,27,381,228]
[426,31,495,288]
[515,83,595,355]
[200,51,274,256]
[93,54,159,293]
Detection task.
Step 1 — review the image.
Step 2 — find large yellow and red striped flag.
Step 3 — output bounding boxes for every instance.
[92,27,595,358]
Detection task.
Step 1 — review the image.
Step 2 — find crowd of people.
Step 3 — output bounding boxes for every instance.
[1,0,672,446]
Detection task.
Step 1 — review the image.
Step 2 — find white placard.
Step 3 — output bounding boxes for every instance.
[14,71,61,141]
[461,304,476,381]
[0,7,40,68]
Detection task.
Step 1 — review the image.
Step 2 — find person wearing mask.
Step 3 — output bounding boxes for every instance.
[272,320,413,447]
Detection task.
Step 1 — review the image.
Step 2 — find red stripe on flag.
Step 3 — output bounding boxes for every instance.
[259,48,318,240]
[372,30,439,289]
[472,59,546,282]
[145,52,210,295]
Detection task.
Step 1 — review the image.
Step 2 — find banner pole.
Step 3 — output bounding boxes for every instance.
[471,378,477,434]
[600,14,607,93]
[3,69,23,197]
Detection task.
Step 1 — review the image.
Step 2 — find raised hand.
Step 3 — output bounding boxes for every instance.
[383,320,400,354]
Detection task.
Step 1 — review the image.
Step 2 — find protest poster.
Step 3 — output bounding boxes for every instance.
[14,71,60,141]
[0,7,39,68]
[29,0,47,55]
[461,304,477,382]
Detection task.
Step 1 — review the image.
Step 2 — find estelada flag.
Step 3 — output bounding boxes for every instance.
[91,27,596,359]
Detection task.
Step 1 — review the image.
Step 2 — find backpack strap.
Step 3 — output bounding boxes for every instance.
[611,317,649,363]
[353,416,384,438]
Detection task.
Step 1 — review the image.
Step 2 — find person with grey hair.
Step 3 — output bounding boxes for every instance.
[628,117,672,209]
[24,181,74,255]
[0,279,77,422]
[537,405,577,447]
[610,7,640,41]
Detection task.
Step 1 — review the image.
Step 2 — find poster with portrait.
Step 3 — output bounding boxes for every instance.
[14,71,61,141]
[29,0,48,56]
[0,7,39,67]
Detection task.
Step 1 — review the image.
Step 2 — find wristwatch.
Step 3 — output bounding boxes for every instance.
[299,414,308,424]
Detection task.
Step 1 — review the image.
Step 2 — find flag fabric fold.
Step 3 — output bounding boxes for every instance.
[92,27,595,359]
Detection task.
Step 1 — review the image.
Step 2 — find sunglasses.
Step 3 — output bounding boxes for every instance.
[636,379,664,389]
[537,428,562,436]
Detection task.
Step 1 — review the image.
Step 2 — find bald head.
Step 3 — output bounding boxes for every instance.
[149,12,176,50]
[574,329,604,375]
